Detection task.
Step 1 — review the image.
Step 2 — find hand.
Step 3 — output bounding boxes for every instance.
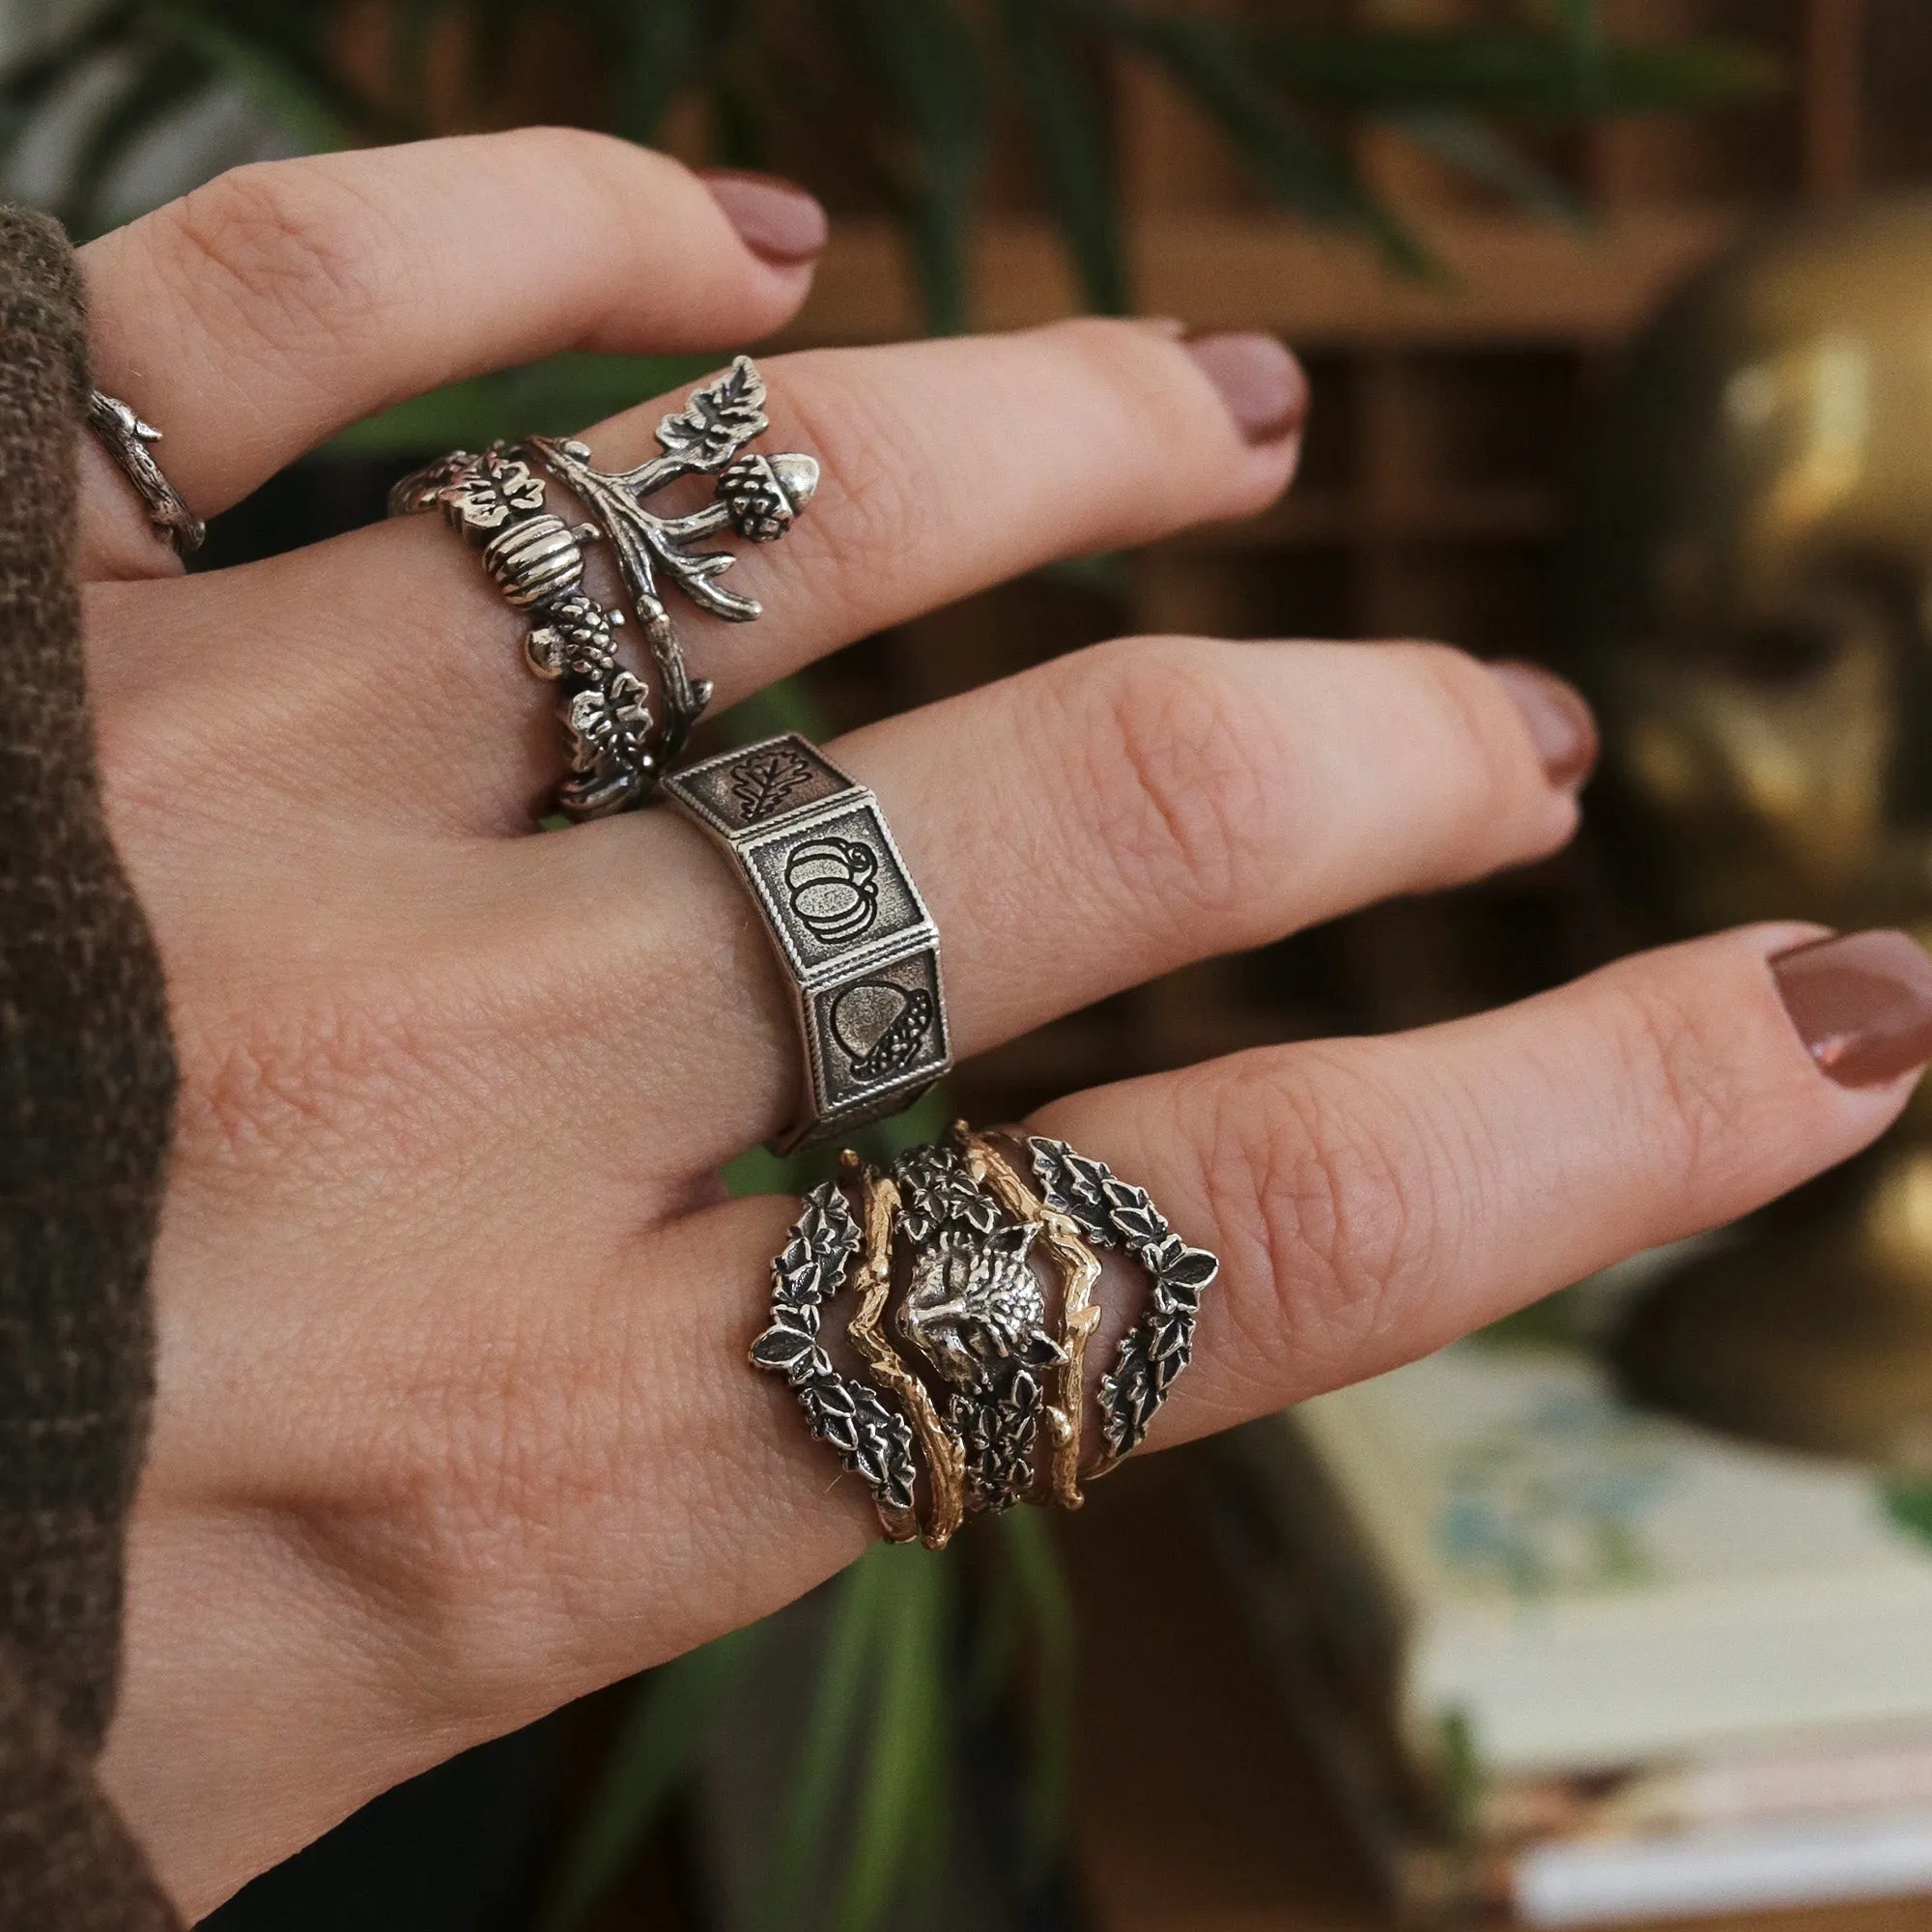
[71,130,1928,1917]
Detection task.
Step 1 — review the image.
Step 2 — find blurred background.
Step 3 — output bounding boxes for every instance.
[15,3,1932,1928]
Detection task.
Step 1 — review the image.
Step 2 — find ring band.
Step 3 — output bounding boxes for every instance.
[752,1123,1216,1546]
[389,358,817,820]
[1026,1134,1217,1468]
[87,390,205,557]
[389,444,646,819]
[665,733,950,1151]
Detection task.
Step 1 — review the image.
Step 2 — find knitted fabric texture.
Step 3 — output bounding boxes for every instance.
[0,202,181,1928]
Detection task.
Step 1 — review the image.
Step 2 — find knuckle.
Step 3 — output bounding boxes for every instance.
[771,371,930,610]
[1052,637,1278,924]
[1178,1047,1463,1392]
[1595,972,1741,1186]
[174,968,467,1178]
[164,159,396,363]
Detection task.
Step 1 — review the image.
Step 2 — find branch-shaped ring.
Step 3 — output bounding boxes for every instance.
[388,358,817,818]
[88,390,205,557]
[526,356,818,774]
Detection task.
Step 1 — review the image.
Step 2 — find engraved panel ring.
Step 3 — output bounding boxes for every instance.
[664,732,951,1151]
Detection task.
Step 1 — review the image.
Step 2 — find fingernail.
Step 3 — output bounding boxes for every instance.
[699,169,829,267]
[1771,929,1932,1087]
[1181,330,1308,445]
[1489,660,1599,790]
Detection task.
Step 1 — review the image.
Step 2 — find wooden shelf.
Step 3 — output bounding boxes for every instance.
[786,209,1742,349]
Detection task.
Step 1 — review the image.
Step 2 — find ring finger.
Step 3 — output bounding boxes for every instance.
[85,319,1306,836]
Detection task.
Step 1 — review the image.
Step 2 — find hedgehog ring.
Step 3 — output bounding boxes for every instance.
[751,1124,1218,1548]
[389,356,818,820]
[664,732,951,1151]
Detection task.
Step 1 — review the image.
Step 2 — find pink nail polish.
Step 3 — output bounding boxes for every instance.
[1180,331,1309,446]
[1771,929,1932,1087]
[699,169,829,267]
[1490,661,1599,791]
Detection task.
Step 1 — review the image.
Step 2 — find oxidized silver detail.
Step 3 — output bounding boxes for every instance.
[1026,1135,1219,1467]
[388,442,644,819]
[890,1141,1063,1515]
[483,512,585,608]
[665,734,950,1151]
[526,356,818,773]
[87,390,205,557]
[751,1180,919,1539]
[389,356,816,816]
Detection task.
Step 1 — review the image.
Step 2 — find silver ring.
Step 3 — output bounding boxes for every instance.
[87,390,205,557]
[890,1138,1066,1518]
[388,357,817,821]
[1027,1134,1218,1468]
[389,444,646,819]
[751,1125,1218,1547]
[664,732,950,1152]
[752,1179,922,1543]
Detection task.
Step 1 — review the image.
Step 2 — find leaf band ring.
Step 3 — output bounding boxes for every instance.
[664,732,950,1151]
[87,390,205,557]
[388,357,817,821]
[751,1124,1217,1548]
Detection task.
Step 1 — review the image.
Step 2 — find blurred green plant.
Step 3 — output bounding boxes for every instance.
[0,3,1777,1922]
[537,1516,1073,1932]
[4,0,1776,336]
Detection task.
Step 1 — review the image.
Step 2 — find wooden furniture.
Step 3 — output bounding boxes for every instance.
[745,0,1932,1125]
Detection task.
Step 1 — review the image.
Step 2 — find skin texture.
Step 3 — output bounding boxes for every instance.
[66,131,1923,1917]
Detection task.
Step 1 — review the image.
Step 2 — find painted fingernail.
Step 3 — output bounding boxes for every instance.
[1771,929,1932,1087]
[1181,330,1308,445]
[1490,660,1599,790]
[699,169,829,267]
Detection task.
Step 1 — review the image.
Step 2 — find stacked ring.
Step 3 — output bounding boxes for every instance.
[87,390,205,557]
[752,1123,1218,1548]
[389,357,817,819]
[665,732,951,1151]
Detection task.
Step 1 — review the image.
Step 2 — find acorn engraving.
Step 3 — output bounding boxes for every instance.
[785,838,880,944]
[829,980,935,1083]
[717,451,820,542]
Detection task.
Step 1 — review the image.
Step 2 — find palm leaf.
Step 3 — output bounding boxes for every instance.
[992,1508,1075,1876]
[67,36,213,234]
[749,1549,891,1932]
[820,0,984,334]
[0,0,142,180]
[833,1542,954,1932]
[605,0,737,145]
[1122,12,1432,277]
[540,1622,763,1932]
[328,350,713,454]
[998,0,1127,314]
[386,0,445,129]
[1391,108,1585,226]
[146,3,359,151]
[1240,27,1776,120]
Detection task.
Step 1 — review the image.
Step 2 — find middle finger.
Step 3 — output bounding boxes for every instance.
[512,633,1588,1199]
[89,321,1305,836]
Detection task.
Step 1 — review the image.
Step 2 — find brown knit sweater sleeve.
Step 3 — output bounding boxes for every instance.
[0,204,182,1928]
